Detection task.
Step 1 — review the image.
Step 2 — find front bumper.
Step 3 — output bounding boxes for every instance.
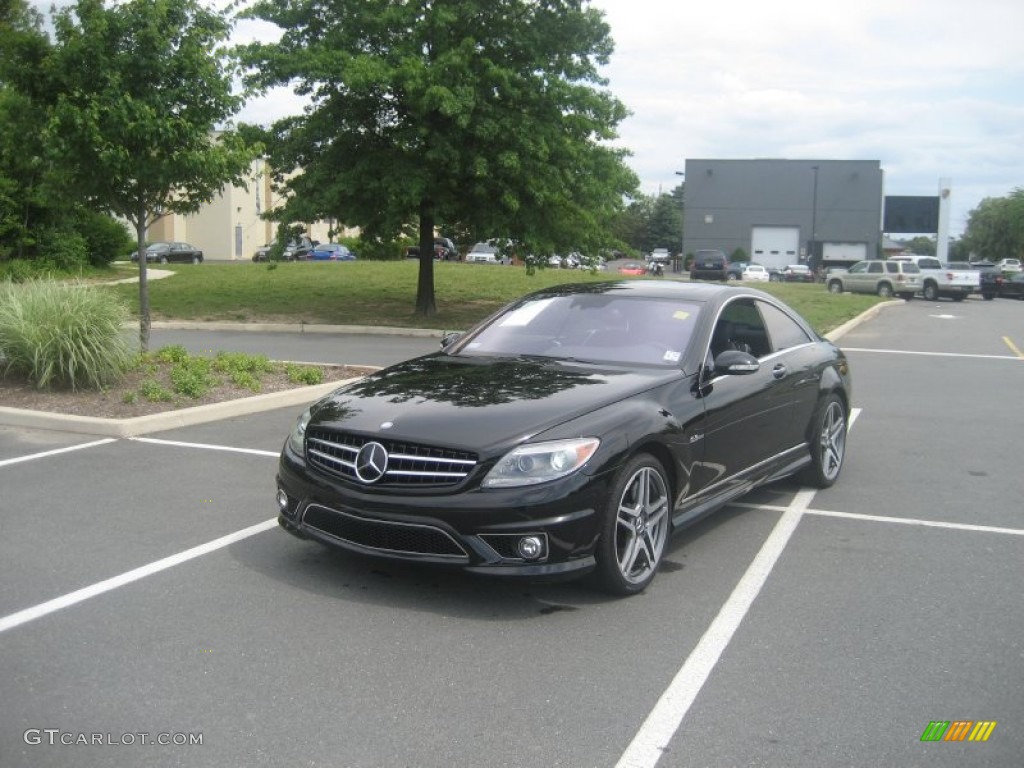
[275,447,607,578]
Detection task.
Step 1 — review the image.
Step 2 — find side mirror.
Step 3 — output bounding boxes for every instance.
[440,332,462,350]
[714,349,759,375]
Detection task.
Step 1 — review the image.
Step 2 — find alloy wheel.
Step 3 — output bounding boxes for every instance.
[614,465,670,585]
[818,400,846,482]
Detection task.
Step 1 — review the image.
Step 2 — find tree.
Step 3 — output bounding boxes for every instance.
[0,0,53,260]
[647,185,683,254]
[46,0,258,349]
[961,188,1024,262]
[239,0,638,315]
[899,235,936,256]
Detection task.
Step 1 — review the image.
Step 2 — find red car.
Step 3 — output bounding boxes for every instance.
[617,262,646,276]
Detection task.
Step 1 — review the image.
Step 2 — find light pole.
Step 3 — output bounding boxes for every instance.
[810,165,819,268]
[674,170,685,272]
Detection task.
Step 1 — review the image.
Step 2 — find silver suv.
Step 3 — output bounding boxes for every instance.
[827,260,921,300]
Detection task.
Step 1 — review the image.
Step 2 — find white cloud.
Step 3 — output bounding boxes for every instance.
[591,0,1024,233]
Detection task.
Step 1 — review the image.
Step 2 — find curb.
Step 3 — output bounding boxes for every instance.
[148,321,450,338]
[824,299,902,343]
[0,378,359,439]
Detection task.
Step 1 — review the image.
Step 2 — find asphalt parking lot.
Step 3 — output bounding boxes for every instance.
[1,295,1021,767]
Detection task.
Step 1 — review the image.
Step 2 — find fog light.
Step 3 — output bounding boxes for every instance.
[517,536,544,560]
[276,489,289,512]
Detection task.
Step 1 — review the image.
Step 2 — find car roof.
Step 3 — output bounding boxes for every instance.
[526,279,768,303]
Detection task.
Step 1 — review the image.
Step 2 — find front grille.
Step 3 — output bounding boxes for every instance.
[302,504,468,560]
[305,428,477,488]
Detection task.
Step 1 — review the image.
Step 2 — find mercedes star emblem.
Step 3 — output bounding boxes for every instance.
[354,441,389,484]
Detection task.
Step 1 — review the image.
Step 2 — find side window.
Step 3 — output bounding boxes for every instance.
[849,262,867,274]
[886,262,898,273]
[757,301,813,353]
[868,262,883,273]
[711,299,769,358]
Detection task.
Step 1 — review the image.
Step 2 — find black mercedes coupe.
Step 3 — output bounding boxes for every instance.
[275,280,851,595]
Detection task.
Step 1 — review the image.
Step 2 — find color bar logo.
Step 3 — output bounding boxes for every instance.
[921,721,997,742]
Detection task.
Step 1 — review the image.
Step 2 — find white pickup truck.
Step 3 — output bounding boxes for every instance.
[889,255,979,301]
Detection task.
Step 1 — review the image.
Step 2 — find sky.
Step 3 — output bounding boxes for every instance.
[35,0,1024,237]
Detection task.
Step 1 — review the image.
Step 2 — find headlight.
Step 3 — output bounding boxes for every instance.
[482,437,600,488]
[288,408,312,454]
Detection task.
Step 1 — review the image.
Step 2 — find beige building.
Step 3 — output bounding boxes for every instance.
[146,158,338,260]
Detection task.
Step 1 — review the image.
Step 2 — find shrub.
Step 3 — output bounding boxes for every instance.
[72,211,134,267]
[169,356,215,399]
[37,230,89,272]
[0,259,39,283]
[155,345,190,364]
[286,363,323,385]
[0,279,131,390]
[138,379,174,402]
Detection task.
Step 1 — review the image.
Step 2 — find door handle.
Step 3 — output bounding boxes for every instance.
[772,364,787,380]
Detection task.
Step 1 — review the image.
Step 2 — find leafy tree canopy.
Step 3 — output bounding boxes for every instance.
[961,188,1024,262]
[238,0,638,313]
[45,0,260,347]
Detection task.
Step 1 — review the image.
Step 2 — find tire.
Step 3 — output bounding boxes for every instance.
[877,283,893,298]
[593,454,671,596]
[799,394,847,489]
[158,256,168,264]
[922,282,938,301]
[191,255,200,264]
[827,280,843,294]
[770,273,781,282]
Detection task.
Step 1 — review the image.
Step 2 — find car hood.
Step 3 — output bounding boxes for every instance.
[308,354,678,455]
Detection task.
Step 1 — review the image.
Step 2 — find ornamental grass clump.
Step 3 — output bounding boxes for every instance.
[0,279,131,390]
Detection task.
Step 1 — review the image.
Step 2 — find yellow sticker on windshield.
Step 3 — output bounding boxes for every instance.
[673,311,690,320]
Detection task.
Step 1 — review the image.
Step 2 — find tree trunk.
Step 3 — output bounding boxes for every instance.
[135,212,151,352]
[415,199,438,316]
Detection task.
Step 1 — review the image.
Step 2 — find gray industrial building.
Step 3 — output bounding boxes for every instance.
[682,158,884,271]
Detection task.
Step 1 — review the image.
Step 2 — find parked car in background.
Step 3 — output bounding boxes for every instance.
[253,236,317,262]
[130,241,204,264]
[648,248,671,265]
[274,280,851,595]
[617,262,647,276]
[980,268,1024,300]
[889,255,978,301]
[770,264,814,283]
[826,259,921,300]
[310,243,357,261]
[727,261,748,280]
[741,264,770,282]
[467,242,502,264]
[689,249,729,282]
[995,258,1022,274]
[406,237,458,260]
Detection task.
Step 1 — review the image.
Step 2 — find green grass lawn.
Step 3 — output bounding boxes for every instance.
[103,261,886,336]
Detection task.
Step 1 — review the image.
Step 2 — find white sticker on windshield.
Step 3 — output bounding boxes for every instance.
[663,350,681,362]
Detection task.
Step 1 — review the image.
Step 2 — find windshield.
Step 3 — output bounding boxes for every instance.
[452,293,701,367]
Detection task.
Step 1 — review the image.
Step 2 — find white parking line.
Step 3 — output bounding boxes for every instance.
[131,436,280,458]
[615,406,862,768]
[842,347,1021,361]
[0,519,278,635]
[616,488,818,768]
[0,438,117,469]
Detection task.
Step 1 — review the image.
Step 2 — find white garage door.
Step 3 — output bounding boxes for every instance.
[823,242,867,262]
[751,227,800,270]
